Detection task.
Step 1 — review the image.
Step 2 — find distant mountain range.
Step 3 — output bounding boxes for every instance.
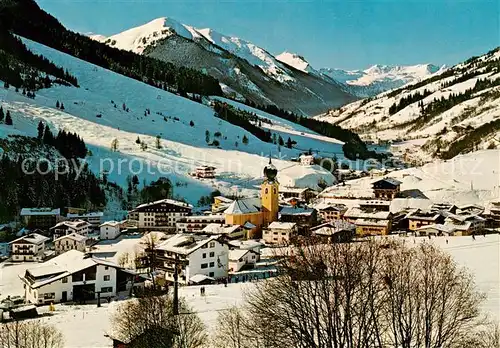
[90,17,443,114]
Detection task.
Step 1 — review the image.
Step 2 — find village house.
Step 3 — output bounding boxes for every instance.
[430,203,458,214]
[263,221,298,245]
[155,234,229,285]
[280,187,317,203]
[20,250,142,304]
[456,204,485,216]
[299,154,315,166]
[66,212,104,230]
[310,220,355,243]
[372,178,402,200]
[9,233,50,262]
[50,220,92,239]
[54,233,88,254]
[344,207,393,236]
[228,249,260,272]
[99,221,125,240]
[228,240,264,254]
[406,209,445,231]
[129,199,193,231]
[444,214,486,236]
[484,201,500,227]
[279,206,317,232]
[194,165,216,179]
[176,215,225,233]
[20,208,61,230]
[201,224,246,239]
[315,203,348,222]
[359,200,391,212]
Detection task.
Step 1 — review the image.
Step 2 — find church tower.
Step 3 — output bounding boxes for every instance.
[261,158,279,225]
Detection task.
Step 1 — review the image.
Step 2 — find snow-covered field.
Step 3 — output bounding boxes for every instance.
[0,235,497,348]
[0,37,350,203]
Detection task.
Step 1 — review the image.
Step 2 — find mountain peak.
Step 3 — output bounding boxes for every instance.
[276,51,314,74]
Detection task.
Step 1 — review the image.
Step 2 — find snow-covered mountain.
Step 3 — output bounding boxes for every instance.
[317,47,500,160]
[320,64,446,97]
[91,18,355,116]
[275,50,445,97]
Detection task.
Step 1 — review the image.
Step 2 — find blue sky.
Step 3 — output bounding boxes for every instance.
[37,0,499,70]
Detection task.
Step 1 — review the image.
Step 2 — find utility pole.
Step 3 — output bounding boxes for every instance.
[173,254,179,315]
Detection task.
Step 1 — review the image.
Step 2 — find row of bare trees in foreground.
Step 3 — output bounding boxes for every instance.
[0,240,498,348]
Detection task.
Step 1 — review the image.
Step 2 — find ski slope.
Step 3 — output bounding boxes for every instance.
[0,37,346,203]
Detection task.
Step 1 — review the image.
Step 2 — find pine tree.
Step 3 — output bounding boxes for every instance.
[242,135,249,145]
[60,103,65,110]
[0,107,4,123]
[190,120,194,127]
[155,135,162,149]
[111,139,119,152]
[37,121,45,140]
[140,141,148,151]
[43,126,54,145]
[286,137,293,149]
[205,130,210,144]
[136,136,141,144]
[56,100,60,108]
[278,136,284,146]
[5,111,12,125]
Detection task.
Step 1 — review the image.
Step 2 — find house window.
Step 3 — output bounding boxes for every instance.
[101,287,113,293]
[209,262,214,268]
[202,253,207,259]
[209,252,215,257]
[43,293,55,300]
[209,272,214,277]
[201,263,208,269]
[62,277,68,283]
[103,275,111,281]
[105,266,109,270]
[209,242,215,248]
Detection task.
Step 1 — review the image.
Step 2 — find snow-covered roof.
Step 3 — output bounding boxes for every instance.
[228,240,263,250]
[224,197,261,215]
[344,207,391,220]
[313,202,348,211]
[390,198,432,213]
[23,250,131,288]
[405,209,442,221]
[156,234,221,255]
[190,274,215,283]
[355,219,390,227]
[10,233,50,245]
[228,249,251,261]
[311,221,355,235]
[416,224,454,233]
[372,178,402,186]
[20,208,60,216]
[214,196,234,203]
[54,233,87,243]
[99,221,121,228]
[277,164,336,191]
[134,199,193,210]
[268,222,296,230]
[279,206,315,216]
[202,224,242,235]
[51,220,91,230]
[67,212,103,218]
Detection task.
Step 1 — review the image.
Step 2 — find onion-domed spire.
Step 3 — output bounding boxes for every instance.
[263,155,278,183]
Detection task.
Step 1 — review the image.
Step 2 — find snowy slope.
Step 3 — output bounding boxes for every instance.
[275,51,320,76]
[317,47,500,159]
[0,37,349,205]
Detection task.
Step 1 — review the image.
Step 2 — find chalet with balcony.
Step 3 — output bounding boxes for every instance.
[405,209,444,231]
[315,203,348,222]
[372,178,401,200]
[10,233,50,262]
[20,250,141,304]
[154,234,229,285]
[176,215,225,233]
[129,199,192,231]
[50,220,92,239]
[54,233,88,254]
[263,222,298,245]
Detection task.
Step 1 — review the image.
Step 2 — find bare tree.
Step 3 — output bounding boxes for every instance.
[241,240,487,348]
[212,306,266,348]
[0,320,64,348]
[111,294,206,348]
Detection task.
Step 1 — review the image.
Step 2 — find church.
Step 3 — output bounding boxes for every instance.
[224,159,280,239]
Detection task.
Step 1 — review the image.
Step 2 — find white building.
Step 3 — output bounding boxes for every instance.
[20,250,141,304]
[50,220,91,239]
[299,154,315,166]
[176,215,225,233]
[54,233,88,254]
[155,234,228,285]
[99,221,124,240]
[263,222,298,245]
[228,249,260,272]
[10,233,50,262]
[129,199,192,230]
[66,212,104,230]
